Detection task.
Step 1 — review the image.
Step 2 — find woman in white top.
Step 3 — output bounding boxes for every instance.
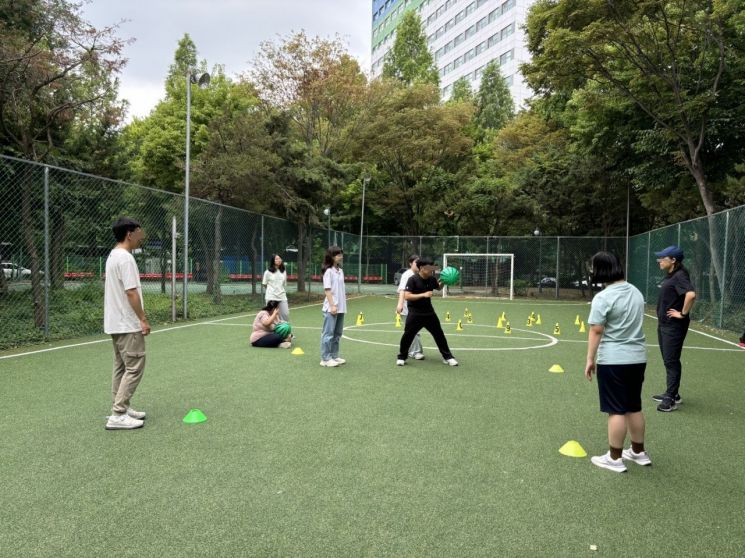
[262,254,289,322]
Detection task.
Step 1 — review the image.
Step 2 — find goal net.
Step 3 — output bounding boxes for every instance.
[441,253,514,299]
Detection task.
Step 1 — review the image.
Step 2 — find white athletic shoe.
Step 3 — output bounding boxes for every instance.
[396,359,406,366]
[622,448,652,466]
[591,452,627,473]
[333,357,346,365]
[442,358,459,366]
[279,341,292,349]
[106,414,144,430]
[320,359,340,367]
[126,408,146,420]
[412,353,425,360]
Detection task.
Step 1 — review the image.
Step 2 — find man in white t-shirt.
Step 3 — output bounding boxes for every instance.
[396,255,424,360]
[104,217,150,430]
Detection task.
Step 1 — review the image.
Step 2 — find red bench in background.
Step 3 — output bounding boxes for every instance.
[64,272,95,279]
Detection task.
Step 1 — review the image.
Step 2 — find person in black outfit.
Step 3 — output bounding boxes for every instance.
[396,258,458,367]
[739,329,745,348]
[652,245,696,412]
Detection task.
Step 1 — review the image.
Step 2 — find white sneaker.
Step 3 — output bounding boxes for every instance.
[333,357,346,365]
[106,414,144,430]
[320,359,340,367]
[279,341,292,349]
[622,448,652,466]
[591,452,627,473]
[396,359,406,366]
[127,408,146,420]
[442,358,459,366]
[412,353,425,360]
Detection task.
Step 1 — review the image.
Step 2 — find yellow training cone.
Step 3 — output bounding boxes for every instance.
[549,364,565,373]
[500,311,506,321]
[553,323,561,336]
[504,322,512,334]
[526,316,533,327]
[467,316,473,324]
[574,314,581,325]
[291,347,305,355]
[445,311,451,322]
[497,316,505,329]
[559,440,587,458]
[456,320,463,331]
[536,314,542,325]
[579,321,586,333]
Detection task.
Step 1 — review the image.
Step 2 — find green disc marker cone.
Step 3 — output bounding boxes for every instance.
[183,409,207,424]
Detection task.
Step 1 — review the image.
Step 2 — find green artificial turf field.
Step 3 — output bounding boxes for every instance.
[1,295,744,557]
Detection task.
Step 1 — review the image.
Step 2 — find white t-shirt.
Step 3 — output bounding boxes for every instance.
[262,269,287,301]
[104,248,143,334]
[322,266,347,314]
[397,269,415,315]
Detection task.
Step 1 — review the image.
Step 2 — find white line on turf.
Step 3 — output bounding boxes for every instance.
[0,298,366,361]
[643,312,743,349]
[343,322,558,351]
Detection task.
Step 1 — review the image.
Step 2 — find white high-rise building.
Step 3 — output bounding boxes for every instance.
[370,0,537,106]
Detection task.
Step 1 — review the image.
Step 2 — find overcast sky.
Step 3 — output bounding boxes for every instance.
[81,0,373,121]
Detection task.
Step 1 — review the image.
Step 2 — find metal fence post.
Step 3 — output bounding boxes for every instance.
[171,216,177,322]
[719,210,729,328]
[645,232,651,302]
[555,236,560,299]
[43,165,50,339]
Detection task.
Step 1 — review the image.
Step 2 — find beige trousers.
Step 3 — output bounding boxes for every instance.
[111,332,146,414]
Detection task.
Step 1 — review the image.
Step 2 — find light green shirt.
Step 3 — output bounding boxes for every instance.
[588,281,647,365]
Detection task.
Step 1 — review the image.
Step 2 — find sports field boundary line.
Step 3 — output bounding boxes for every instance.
[643,312,743,349]
[0,296,368,361]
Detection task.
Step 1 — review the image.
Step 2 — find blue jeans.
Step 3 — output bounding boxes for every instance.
[320,312,345,362]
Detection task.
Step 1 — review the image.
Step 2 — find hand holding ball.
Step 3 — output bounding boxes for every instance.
[275,322,292,337]
[439,266,460,286]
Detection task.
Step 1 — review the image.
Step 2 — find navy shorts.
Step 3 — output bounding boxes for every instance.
[597,362,646,414]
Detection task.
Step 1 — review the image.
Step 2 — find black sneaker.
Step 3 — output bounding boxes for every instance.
[657,398,678,412]
[652,393,681,404]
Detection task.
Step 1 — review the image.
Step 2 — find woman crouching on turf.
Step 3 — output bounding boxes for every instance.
[251,300,292,348]
[585,251,651,473]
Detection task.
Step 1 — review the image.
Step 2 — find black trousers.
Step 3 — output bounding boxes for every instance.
[398,312,454,361]
[252,333,284,348]
[657,320,690,398]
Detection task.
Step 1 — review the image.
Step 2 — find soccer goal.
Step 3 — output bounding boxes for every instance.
[441,253,514,299]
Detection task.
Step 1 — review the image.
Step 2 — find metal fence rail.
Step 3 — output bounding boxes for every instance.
[2,154,743,349]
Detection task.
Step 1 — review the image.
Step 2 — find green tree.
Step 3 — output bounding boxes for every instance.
[350,81,473,235]
[251,31,367,290]
[382,10,439,87]
[474,62,514,134]
[449,77,474,104]
[523,0,745,219]
[0,0,126,318]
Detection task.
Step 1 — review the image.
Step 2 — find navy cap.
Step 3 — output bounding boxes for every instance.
[654,245,684,261]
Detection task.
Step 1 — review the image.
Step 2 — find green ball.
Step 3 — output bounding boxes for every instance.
[440,266,460,286]
[274,322,292,337]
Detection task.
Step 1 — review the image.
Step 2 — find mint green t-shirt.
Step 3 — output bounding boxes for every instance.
[587,281,647,365]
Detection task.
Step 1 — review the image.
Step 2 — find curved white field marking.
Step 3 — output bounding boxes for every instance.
[342,322,558,351]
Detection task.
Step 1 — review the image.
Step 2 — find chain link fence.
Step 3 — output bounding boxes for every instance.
[628,207,745,332]
[2,155,743,349]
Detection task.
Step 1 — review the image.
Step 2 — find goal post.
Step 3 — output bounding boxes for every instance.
[441,253,514,299]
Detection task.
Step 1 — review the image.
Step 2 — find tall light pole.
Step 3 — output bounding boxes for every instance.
[323,207,331,247]
[183,69,210,319]
[358,175,369,294]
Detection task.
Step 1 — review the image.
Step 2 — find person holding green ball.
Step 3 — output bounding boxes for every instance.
[250,300,292,348]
